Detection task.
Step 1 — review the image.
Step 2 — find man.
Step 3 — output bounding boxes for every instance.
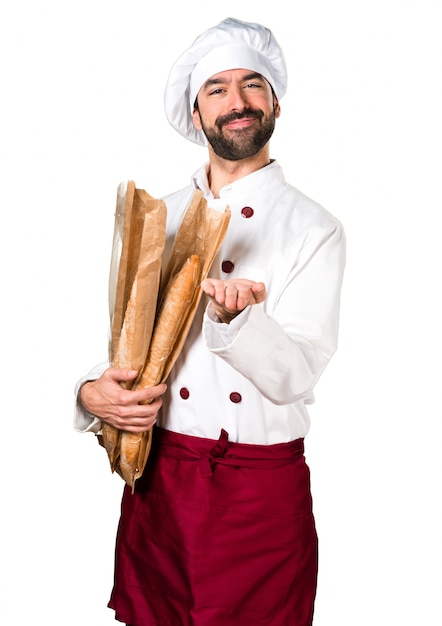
[75,17,346,626]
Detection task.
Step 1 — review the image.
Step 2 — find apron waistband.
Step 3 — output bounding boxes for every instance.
[153,427,305,477]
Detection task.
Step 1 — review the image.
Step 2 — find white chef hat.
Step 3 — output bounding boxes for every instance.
[164,17,288,146]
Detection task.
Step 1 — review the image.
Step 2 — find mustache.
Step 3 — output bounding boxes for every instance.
[216,109,264,129]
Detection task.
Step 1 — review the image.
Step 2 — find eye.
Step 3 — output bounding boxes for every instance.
[244,82,263,90]
[206,87,228,98]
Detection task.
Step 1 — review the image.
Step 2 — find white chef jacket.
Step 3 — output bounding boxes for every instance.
[74,160,345,445]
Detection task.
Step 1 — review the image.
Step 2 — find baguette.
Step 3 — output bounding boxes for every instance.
[118,254,201,490]
[139,254,201,387]
[102,187,166,473]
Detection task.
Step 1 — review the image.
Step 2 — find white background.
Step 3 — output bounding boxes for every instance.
[1,1,441,624]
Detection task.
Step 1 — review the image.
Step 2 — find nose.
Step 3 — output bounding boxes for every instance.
[227,86,249,111]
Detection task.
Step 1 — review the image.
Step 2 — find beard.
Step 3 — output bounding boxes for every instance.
[199,108,276,161]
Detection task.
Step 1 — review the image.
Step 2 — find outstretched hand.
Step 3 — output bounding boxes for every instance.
[201,278,266,323]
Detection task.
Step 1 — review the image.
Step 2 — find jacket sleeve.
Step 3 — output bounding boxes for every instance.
[202,222,346,405]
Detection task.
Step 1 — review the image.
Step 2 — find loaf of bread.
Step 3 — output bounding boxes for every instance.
[101,183,166,473]
[118,255,201,489]
[101,185,230,489]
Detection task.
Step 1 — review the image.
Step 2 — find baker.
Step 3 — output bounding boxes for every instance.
[74,17,346,626]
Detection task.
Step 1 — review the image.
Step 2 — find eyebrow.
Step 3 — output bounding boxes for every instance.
[202,72,265,91]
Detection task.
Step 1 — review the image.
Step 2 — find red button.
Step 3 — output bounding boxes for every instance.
[179,387,190,399]
[221,260,234,273]
[229,392,242,403]
[241,206,254,218]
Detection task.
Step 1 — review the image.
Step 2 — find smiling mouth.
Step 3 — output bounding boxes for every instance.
[222,118,259,132]
[217,110,263,130]
[225,118,256,127]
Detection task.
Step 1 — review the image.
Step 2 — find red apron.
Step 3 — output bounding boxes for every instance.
[109,427,318,626]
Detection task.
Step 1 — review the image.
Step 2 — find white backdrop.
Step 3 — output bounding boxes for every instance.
[1,1,441,624]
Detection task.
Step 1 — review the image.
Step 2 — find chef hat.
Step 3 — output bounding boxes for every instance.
[164,17,288,146]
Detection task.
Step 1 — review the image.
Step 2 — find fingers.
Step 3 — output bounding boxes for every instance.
[251,281,266,303]
[201,278,267,322]
[225,280,266,309]
[104,366,138,385]
[200,278,216,298]
[80,370,167,432]
[202,278,266,305]
[224,283,244,311]
[110,395,164,433]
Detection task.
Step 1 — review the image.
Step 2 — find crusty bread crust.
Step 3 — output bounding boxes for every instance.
[118,255,201,489]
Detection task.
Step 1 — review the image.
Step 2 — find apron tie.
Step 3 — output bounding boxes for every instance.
[199,429,229,477]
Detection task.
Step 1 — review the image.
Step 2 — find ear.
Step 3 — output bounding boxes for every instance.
[273,95,281,119]
[192,108,203,131]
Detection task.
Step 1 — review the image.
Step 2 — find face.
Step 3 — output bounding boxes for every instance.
[192,68,280,161]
